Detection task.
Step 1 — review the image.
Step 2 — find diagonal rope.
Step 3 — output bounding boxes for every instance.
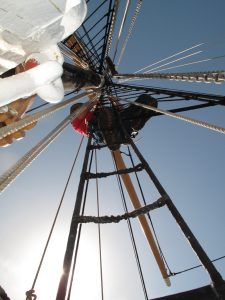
[94,149,104,300]
[132,43,204,74]
[171,255,225,276]
[127,146,173,275]
[117,0,142,67]
[66,145,94,300]
[26,103,49,114]
[118,45,225,84]
[111,151,149,300]
[120,98,225,135]
[0,115,72,194]
[148,53,225,73]
[0,98,99,194]
[0,91,94,139]
[145,51,202,73]
[142,41,224,73]
[118,45,203,84]
[112,0,131,62]
[104,0,120,58]
[25,136,84,300]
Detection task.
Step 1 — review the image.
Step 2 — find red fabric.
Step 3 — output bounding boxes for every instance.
[71,111,94,136]
[24,58,39,70]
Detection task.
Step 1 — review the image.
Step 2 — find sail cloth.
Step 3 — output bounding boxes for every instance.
[0,0,87,105]
[0,0,87,73]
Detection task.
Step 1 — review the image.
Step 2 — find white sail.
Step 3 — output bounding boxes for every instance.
[0,0,87,104]
[0,0,87,74]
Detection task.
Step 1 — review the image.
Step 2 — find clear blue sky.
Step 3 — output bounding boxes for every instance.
[1,1,225,300]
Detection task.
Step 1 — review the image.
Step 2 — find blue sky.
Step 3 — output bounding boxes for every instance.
[1,1,225,300]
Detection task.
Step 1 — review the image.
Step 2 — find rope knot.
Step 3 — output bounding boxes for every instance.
[26,289,37,300]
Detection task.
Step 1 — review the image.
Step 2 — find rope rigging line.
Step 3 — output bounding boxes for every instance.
[143,51,203,73]
[26,102,48,114]
[171,255,225,276]
[116,0,142,67]
[0,91,95,139]
[127,146,173,275]
[25,136,84,300]
[94,149,104,300]
[79,20,102,69]
[59,42,89,69]
[26,91,80,114]
[118,45,203,84]
[0,115,72,194]
[114,70,225,84]
[129,140,224,286]
[0,97,99,194]
[120,98,225,135]
[112,0,131,62]
[118,40,225,83]
[66,146,95,300]
[104,0,120,59]
[131,43,204,74]
[111,151,149,300]
[147,53,225,74]
[118,50,202,84]
[112,149,170,285]
[56,137,93,300]
[76,196,166,223]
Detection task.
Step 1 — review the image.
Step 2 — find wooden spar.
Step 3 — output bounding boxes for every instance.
[113,149,171,286]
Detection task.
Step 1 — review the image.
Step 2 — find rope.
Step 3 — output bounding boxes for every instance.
[171,255,225,276]
[94,149,104,300]
[143,51,202,73]
[127,146,173,275]
[56,137,93,300]
[59,42,89,69]
[112,0,131,62]
[0,94,100,194]
[76,196,166,224]
[25,137,84,300]
[66,142,94,300]
[148,53,225,74]
[0,115,73,194]
[26,103,48,114]
[132,43,204,74]
[0,91,93,139]
[144,39,225,75]
[25,290,37,300]
[117,0,142,67]
[119,37,225,83]
[26,90,77,114]
[114,70,225,84]
[105,0,120,58]
[112,151,149,300]
[120,98,225,135]
[118,50,225,84]
[86,163,143,178]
